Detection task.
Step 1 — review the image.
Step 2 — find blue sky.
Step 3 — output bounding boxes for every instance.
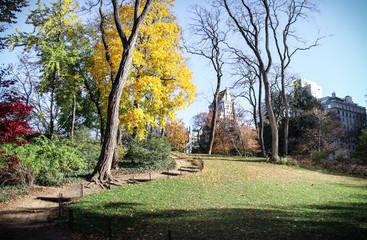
[1,0,366,128]
[174,0,367,127]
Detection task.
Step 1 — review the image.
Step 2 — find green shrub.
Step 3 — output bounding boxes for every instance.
[122,137,174,171]
[60,129,101,173]
[1,135,87,185]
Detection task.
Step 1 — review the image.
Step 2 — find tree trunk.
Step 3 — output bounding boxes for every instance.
[89,0,153,182]
[258,75,267,157]
[111,127,121,170]
[207,92,219,154]
[83,78,104,144]
[207,56,222,154]
[282,84,290,156]
[263,73,279,161]
[90,45,134,182]
[70,92,76,139]
[49,67,56,138]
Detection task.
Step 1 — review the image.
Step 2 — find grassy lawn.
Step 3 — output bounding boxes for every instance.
[69,155,367,239]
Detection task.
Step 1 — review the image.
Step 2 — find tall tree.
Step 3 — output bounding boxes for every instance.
[90,0,195,139]
[222,0,279,161]
[9,0,84,137]
[269,0,321,156]
[231,52,267,157]
[187,6,226,154]
[90,0,153,183]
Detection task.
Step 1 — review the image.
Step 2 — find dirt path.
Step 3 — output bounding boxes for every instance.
[0,156,199,240]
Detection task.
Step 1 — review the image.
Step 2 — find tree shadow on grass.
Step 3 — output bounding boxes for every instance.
[202,157,267,163]
[69,201,367,240]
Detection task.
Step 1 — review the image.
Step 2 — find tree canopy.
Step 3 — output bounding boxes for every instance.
[90,0,196,139]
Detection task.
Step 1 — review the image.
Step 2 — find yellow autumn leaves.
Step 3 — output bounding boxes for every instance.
[89,0,196,139]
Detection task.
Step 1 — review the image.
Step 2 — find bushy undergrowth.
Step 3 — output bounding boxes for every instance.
[275,156,299,166]
[310,151,329,162]
[319,158,367,177]
[297,154,367,178]
[0,130,101,186]
[121,137,175,172]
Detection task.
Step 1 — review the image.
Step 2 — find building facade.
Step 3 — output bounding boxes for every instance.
[209,87,237,120]
[296,79,323,99]
[186,87,237,153]
[320,92,367,132]
[184,127,203,153]
[320,92,367,157]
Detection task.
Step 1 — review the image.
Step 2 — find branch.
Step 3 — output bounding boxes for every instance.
[111,0,128,47]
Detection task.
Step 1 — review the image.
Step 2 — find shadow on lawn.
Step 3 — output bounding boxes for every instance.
[69,201,367,240]
[203,158,267,163]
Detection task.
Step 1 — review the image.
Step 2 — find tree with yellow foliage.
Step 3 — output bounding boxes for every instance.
[89,0,196,182]
[90,0,153,183]
[90,0,196,140]
[165,118,188,152]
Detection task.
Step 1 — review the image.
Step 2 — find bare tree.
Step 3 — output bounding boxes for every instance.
[269,0,322,156]
[9,55,60,134]
[187,6,227,154]
[90,0,153,184]
[222,0,279,161]
[230,50,267,157]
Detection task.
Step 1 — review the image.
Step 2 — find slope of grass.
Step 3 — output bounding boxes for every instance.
[69,155,367,239]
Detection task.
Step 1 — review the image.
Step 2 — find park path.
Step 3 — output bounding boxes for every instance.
[0,155,199,240]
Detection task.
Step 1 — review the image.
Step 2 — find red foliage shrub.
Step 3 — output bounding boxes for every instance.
[0,98,34,145]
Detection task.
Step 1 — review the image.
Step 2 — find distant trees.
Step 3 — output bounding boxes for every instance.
[164,118,188,152]
[278,87,343,157]
[191,111,260,156]
[204,0,322,160]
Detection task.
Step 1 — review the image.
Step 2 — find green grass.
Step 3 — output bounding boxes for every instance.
[69,155,367,239]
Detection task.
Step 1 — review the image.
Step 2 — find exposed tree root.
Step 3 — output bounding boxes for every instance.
[86,173,125,189]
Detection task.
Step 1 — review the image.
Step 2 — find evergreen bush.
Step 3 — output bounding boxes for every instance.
[1,135,87,185]
[122,137,174,171]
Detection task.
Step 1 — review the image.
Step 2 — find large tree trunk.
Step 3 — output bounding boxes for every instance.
[111,127,122,170]
[90,0,153,183]
[90,45,135,182]
[258,77,267,157]
[263,74,279,161]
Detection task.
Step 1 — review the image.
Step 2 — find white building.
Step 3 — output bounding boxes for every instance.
[296,79,323,99]
[184,127,202,153]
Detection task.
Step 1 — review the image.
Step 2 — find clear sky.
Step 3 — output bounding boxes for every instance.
[174,0,367,127]
[1,0,366,128]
